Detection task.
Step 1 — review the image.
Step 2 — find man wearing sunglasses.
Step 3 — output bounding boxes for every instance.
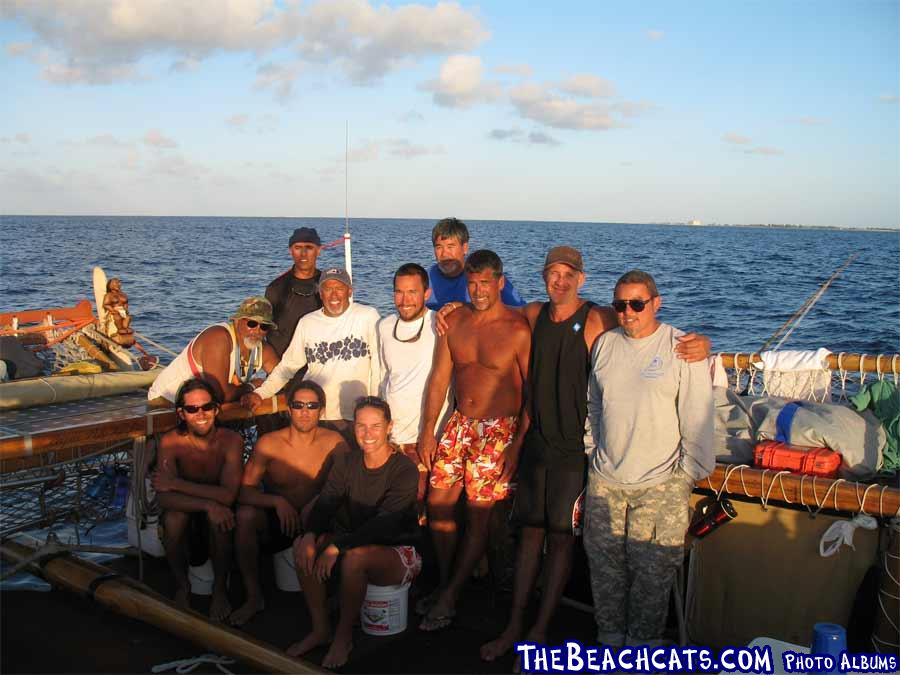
[376,263,451,522]
[582,269,714,648]
[151,378,243,621]
[265,227,323,358]
[229,380,348,626]
[245,268,381,443]
[148,296,280,405]
[481,247,711,666]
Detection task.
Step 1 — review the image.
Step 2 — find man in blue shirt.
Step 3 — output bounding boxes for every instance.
[426,218,525,310]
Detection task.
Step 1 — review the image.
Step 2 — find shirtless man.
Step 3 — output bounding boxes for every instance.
[151,378,243,621]
[417,249,532,631]
[148,296,280,405]
[229,380,347,626]
[480,246,711,667]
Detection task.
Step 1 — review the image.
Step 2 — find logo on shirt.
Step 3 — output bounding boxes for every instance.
[641,355,664,379]
[573,322,582,333]
[305,336,370,364]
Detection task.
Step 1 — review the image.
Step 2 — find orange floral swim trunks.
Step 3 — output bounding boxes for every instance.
[429,410,518,501]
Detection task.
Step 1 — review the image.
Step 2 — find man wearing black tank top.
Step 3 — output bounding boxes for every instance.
[481,246,711,666]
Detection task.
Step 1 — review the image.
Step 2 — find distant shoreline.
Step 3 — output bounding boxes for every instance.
[1,214,897,233]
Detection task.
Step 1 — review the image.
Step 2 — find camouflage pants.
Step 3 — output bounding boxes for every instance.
[582,469,694,643]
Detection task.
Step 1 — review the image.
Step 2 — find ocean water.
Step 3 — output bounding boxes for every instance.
[1,215,898,357]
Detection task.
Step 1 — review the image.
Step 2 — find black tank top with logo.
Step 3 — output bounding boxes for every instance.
[524,301,594,467]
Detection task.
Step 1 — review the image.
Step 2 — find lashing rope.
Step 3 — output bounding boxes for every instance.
[151,654,235,674]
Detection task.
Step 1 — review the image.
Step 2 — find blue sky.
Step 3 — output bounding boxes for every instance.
[1,0,897,228]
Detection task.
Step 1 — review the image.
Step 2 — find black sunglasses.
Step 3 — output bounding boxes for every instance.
[612,297,655,313]
[246,319,272,332]
[181,402,218,414]
[289,400,322,410]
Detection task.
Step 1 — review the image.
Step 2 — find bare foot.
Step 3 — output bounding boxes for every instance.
[174,586,190,610]
[322,635,353,669]
[209,590,232,622]
[228,597,265,626]
[286,630,331,658]
[480,626,522,662]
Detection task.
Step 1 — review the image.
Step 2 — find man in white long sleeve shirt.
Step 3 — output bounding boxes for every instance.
[583,269,714,648]
[243,268,380,441]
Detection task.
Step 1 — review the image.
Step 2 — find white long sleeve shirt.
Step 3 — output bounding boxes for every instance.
[255,302,381,421]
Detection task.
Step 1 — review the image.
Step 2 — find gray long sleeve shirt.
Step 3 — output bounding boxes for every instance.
[584,323,715,488]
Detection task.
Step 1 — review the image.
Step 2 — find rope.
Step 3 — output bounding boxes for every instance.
[131,331,179,358]
[151,654,235,674]
[758,252,858,353]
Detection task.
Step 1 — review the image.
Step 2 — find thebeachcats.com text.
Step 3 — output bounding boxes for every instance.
[515,641,899,673]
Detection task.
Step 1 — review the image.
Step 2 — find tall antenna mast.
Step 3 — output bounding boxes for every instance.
[343,121,353,279]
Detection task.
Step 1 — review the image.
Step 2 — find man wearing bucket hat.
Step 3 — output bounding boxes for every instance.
[148,296,280,405]
[244,268,381,441]
[265,227,323,358]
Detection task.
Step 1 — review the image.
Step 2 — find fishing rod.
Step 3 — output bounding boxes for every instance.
[758,252,858,353]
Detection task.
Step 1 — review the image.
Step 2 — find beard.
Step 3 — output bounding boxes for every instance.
[243,336,262,350]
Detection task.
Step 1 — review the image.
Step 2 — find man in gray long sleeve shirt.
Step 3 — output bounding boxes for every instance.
[583,269,714,647]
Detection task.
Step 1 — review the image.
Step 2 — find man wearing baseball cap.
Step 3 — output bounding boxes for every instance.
[480,247,711,666]
[265,227,323,358]
[149,296,280,405]
[244,268,381,440]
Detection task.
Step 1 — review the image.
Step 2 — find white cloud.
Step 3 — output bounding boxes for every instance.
[793,116,826,126]
[170,57,201,73]
[489,128,523,141]
[385,138,444,158]
[647,29,665,41]
[87,133,129,147]
[143,129,178,148]
[399,110,424,123]
[878,94,899,104]
[420,54,502,108]
[1,0,488,86]
[5,41,31,56]
[226,114,250,129]
[253,61,305,102]
[745,146,783,156]
[508,83,619,130]
[14,132,31,143]
[557,74,615,98]
[723,132,751,145]
[494,63,533,78]
[528,131,560,146]
[147,154,209,179]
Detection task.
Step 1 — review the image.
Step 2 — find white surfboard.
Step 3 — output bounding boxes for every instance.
[92,265,108,329]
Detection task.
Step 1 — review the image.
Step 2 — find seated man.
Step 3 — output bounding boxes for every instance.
[148,296,280,405]
[151,378,243,621]
[288,396,421,668]
[229,380,348,626]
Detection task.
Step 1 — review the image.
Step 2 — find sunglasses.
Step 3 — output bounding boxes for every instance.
[180,402,218,414]
[612,297,655,313]
[289,400,322,410]
[245,319,272,332]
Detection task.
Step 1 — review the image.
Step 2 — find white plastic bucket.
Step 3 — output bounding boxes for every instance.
[360,582,410,636]
[126,489,165,558]
[188,559,214,596]
[273,547,301,592]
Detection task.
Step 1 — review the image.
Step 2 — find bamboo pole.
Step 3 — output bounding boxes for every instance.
[0,539,326,674]
[0,397,287,463]
[720,352,900,375]
[701,465,900,517]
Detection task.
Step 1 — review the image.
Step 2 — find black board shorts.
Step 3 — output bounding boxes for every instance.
[512,459,586,535]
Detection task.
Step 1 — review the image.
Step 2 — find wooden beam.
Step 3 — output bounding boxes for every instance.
[0,539,326,674]
[719,352,900,375]
[700,464,900,517]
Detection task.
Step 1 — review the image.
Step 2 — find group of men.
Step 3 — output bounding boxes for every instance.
[148,217,714,667]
